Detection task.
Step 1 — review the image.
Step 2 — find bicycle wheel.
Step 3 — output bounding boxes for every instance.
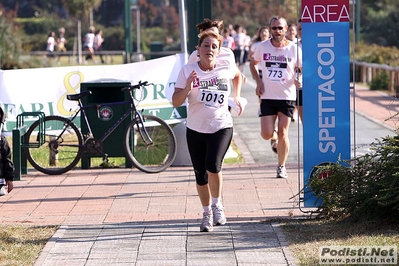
[124,114,177,173]
[24,115,84,175]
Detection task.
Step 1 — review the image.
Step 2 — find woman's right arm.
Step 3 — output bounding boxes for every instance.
[172,70,197,107]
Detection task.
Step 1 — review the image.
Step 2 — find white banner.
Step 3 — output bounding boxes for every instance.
[0,53,186,132]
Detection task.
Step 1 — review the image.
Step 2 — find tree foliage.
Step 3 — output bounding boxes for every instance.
[360,0,399,47]
[1,0,398,46]
[0,6,22,69]
[63,0,103,20]
[1,0,65,17]
[212,0,300,35]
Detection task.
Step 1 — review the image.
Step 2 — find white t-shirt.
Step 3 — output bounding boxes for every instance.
[222,36,235,50]
[250,40,267,68]
[46,36,56,52]
[84,33,95,48]
[175,59,236,133]
[253,39,302,101]
[244,34,251,51]
[94,34,104,50]
[233,32,246,50]
[250,40,264,54]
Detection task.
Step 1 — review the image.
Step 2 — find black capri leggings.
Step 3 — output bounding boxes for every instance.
[186,127,233,186]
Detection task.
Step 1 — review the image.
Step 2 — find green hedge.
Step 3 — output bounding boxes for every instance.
[354,42,399,66]
[306,134,399,221]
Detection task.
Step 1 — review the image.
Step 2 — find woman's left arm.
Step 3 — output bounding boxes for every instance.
[231,67,243,116]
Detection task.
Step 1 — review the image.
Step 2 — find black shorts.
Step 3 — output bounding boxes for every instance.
[46,50,55,58]
[186,127,233,186]
[259,99,296,118]
[233,49,244,65]
[296,89,303,106]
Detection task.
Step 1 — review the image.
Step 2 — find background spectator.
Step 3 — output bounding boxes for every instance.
[94,29,105,64]
[55,27,67,64]
[222,29,235,50]
[46,31,56,58]
[0,107,15,196]
[83,26,96,63]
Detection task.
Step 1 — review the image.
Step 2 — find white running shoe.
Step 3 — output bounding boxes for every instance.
[276,165,288,178]
[212,204,226,226]
[200,211,214,232]
[0,186,6,196]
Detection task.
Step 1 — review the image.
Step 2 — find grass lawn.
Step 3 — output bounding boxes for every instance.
[0,225,58,266]
[30,54,125,67]
[279,218,399,265]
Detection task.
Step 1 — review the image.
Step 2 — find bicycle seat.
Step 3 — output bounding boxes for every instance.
[67,90,92,101]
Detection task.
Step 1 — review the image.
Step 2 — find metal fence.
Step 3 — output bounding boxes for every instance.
[28,50,181,63]
[353,60,399,94]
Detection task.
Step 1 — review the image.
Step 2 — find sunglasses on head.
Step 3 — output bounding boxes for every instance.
[271,26,284,31]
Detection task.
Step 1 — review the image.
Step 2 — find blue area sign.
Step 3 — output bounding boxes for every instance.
[302,0,351,207]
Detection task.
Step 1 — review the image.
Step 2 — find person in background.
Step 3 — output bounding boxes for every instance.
[94,29,105,64]
[222,29,235,51]
[0,107,14,196]
[249,26,270,79]
[227,24,236,37]
[46,31,56,58]
[232,25,246,72]
[286,23,300,122]
[172,30,243,232]
[55,27,67,64]
[286,23,298,44]
[249,16,302,179]
[83,26,96,63]
[242,28,252,65]
[295,19,303,122]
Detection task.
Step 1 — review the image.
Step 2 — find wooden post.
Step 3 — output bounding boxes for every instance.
[389,70,395,93]
[396,71,399,96]
[366,67,372,84]
[49,136,58,166]
[361,65,366,84]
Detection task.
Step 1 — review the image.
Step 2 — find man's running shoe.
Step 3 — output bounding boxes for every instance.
[276,165,288,178]
[200,211,214,232]
[212,204,226,226]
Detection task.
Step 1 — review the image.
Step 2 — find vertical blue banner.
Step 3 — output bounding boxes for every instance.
[302,0,351,207]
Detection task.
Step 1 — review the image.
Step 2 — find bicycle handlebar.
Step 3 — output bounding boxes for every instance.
[121,81,153,92]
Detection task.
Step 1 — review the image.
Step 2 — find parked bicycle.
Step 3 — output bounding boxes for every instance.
[24,81,177,175]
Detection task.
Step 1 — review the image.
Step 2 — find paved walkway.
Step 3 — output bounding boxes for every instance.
[351,84,399,131]
[0,72,398,265]
[5,164,302,266]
